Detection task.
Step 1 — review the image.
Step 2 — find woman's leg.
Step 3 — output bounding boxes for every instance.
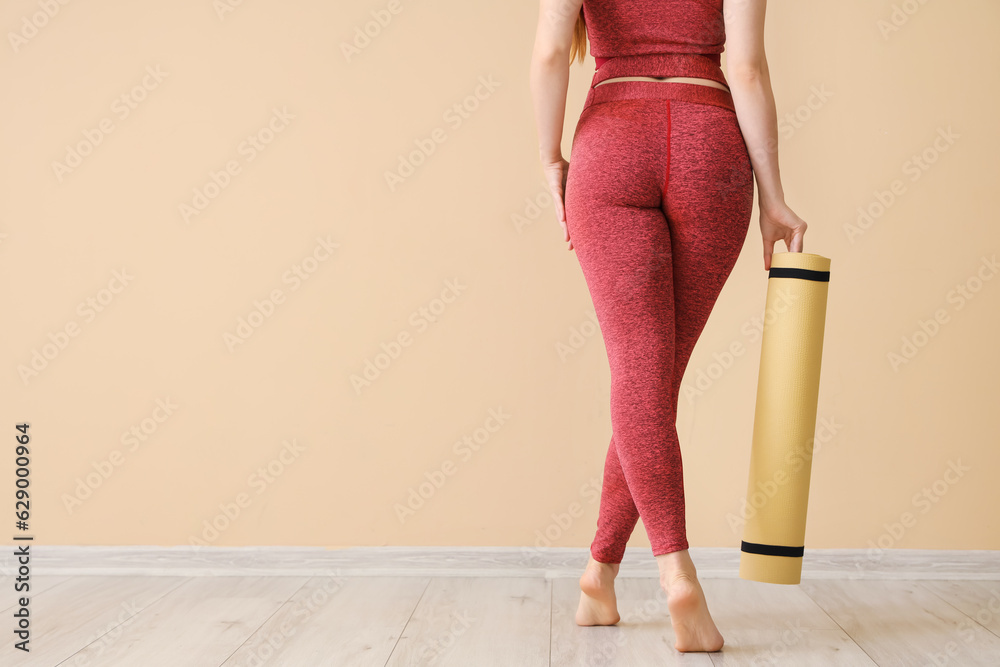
[565,98,677,630]
[564,96,683,632]
[566,97,691,560]
[655,99,753,651]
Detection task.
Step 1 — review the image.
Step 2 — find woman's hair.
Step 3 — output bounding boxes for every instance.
[569,9,587,65]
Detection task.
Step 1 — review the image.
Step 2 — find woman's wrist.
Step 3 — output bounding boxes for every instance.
[759,193,786,218]
[539,148,564,164]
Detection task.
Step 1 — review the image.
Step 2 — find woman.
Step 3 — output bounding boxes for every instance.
[529,0,809,653]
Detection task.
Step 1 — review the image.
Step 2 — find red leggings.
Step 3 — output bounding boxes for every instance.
[564,79,754,562]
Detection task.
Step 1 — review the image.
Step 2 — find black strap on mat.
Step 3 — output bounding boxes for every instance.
[768,267,830,282]
[741,540,804,558]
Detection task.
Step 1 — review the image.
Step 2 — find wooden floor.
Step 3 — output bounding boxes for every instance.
[2,548,1000,665]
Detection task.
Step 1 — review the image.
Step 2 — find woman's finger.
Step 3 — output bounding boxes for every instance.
[790,228,804,253]
[541,157,572,249]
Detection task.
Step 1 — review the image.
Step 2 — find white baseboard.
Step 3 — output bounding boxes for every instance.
[2,546,998,579]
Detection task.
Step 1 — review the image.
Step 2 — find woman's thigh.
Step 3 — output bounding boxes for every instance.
[563,99,676,383]
[664,101,754,385]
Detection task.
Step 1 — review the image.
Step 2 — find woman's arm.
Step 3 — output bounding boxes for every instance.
[724,0,807,269]
[529,0,582,161]
[529,0,583,250]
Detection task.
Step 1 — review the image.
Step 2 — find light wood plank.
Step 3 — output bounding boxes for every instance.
[12,546,1000,579]
[384,577,550,666]
[0,575,75,614]
[219,577,429,667]
[702,579,876,666]
[2,575,188,667]
[551,576,714,665]
[2,550,999,665]
[801,549,1000,581]
[801,579,1000,666]
[60,576,308,667]
[920,580,1000,637]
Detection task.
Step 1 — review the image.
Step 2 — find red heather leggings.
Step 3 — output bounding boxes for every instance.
[564,79,755,562]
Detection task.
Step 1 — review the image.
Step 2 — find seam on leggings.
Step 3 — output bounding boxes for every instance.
[662,100,671,198]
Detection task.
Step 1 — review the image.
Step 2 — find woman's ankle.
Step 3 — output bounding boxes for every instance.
[654,549,696,585]
[587,556,620,575]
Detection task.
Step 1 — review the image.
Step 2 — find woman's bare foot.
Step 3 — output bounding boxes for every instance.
[575,556,621,626]
[655,550,724,652]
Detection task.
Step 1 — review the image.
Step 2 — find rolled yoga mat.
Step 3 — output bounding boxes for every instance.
[739,251,831,585]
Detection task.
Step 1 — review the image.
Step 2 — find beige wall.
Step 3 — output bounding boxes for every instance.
[1,0,997,553]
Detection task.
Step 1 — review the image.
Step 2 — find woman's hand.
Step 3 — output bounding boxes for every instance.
[758,201,807,271]
[541,155,573,251]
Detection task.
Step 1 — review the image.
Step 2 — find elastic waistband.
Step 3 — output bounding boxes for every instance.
[584,52,735,113]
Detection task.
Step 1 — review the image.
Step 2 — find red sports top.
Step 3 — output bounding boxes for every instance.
[584,0,726,70]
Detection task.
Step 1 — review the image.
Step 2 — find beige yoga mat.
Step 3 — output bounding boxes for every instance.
[739,251,831,585]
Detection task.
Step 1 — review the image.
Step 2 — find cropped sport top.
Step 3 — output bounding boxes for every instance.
[583,0,726,70]
[580,0,735,112]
